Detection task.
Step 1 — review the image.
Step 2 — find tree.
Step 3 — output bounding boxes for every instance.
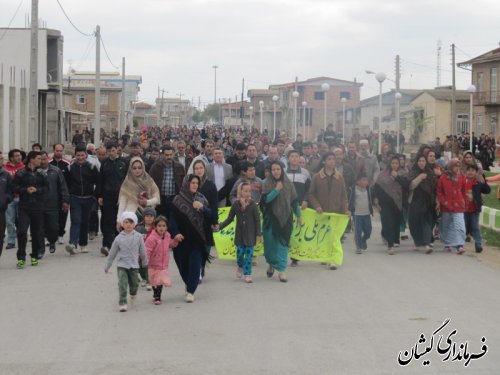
[203,103,220,122]
[192,109,203,123]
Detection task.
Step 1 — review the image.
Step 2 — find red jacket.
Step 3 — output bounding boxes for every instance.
[145,230,178,270]
[4,161,25,198]
[436,173,466,213]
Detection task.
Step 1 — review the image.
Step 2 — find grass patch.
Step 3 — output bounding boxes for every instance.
[482,227,500,249]
[483,190,500,210]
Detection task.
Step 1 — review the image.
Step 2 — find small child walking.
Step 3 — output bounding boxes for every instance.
[145,215,178,305]
[348,173,373,254]
[135,207,157,290]
[218,182,262,283]
[104,212,147,312]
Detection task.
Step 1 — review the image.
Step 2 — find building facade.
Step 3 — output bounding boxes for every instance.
[0,28,64,151]
[459,48,500,138]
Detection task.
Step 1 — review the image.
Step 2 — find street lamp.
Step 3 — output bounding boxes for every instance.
[249,105,253,130]
[259,100,264,134]
[395,92,402,153]
[321,83,330,131]
[374,72,386,155]
[302,101,307,140]
[292,91,299,139]
[212,65,218,104]
[272,95,279,140]
[341,97,347,145]
[468,84,476,152]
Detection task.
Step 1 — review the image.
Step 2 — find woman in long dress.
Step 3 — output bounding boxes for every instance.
[261,161,301,282]
[117,157,160,229]
[407,155,437,254]
[372,156,405,255]
[169,175,212,302]
[436,160,467,254]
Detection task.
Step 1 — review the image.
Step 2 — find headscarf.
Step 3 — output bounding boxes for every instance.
[192,159,208,185]
[374,156,403,211]
[445,159,461,183]
[262,161,298,229]
[119,157,158,211]
[408,154,434,198]
[172,174,207,243]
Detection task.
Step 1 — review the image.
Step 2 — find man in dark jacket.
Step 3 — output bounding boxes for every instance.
[0,151,13,257]
[97,142,128,256]
[149,145,185,217]
[12,151,47,268]
[40,151,69,256]
[49,143,71,244]
[66,145,100,255]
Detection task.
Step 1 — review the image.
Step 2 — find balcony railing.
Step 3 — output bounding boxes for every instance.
[474,91,500,106]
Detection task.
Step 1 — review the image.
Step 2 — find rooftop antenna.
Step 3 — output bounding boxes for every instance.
[437,38,442,87]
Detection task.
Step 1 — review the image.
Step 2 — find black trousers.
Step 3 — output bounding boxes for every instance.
[101,195,119,248]
[173,245,202,295]
[17,206,44,260]
[58,209,68,237]
[44,210,59,245]
[88,200,99,234]
[153,286,163,300]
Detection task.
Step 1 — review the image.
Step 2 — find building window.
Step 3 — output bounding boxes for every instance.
[340,91,351,100]
[100,94,108,105]
[456,113,469,133]
[476,114,483,134]
[477,72,483,92]
[77,95,85,104]
[490,67,497,103]
[314,92,325,100]
[490,114,497,137]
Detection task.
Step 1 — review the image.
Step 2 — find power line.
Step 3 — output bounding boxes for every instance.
[55,0,93,37]
[75,36,95,70]
[100,34,120,70]
[0,0,24,42]
[455,45,473,59]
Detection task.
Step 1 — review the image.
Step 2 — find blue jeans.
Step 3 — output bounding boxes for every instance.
[354,215,372,249]
[6,198,19,245]
[464,212,481,246]
[237,245,254,276]
[69,196,94,247]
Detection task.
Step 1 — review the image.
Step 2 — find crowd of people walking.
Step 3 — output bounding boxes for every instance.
[1,123,499,312]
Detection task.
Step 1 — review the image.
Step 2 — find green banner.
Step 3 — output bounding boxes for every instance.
[214,207,349,265]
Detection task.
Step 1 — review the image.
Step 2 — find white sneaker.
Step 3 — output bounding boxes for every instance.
[327,263,337,270]
[58,237,64,244]
[129,295,137,305]
[119,304,127,312]
[65,244,77,255]
[80,246,88,253]
[185,293,194,303]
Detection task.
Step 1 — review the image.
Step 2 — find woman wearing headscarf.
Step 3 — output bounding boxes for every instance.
[436,160,466,254]
[117,157,160,230]
[461,150,483,176]
[407,155,437,254]
[372,155,405,255]
[169,174,212,302]
[261,161,301,282]
[192,160,218,282]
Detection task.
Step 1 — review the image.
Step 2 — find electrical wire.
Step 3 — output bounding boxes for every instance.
[55,0,94,37]
[75,36,95,70]
[100,34,120,70]
[0,0,24,42]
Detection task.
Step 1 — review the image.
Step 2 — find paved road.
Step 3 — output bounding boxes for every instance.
[0,219,499,375]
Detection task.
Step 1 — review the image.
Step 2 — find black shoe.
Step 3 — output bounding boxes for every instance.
[475,244,483,253]
[290,259,298,267]
[6,243,15,250]
[465,235,471,243]
[266,265,274,278]
[49,243,56,253]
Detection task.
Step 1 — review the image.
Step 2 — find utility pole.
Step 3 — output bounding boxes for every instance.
[28,0,39,147]
[120,57,125,136]
[160,89,165,126]
[241,78,244,128]
[395,55,400,91]
[156,86,160,126]
[451,44,456,134]
[94,25,101,145]
[212,65,218,103]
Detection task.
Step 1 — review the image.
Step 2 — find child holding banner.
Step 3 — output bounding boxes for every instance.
[219,182,262,283]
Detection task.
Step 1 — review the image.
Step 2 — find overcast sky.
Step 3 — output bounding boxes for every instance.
[2,0,500,107]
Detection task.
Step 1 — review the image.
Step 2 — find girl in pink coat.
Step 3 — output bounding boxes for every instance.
[145,216,178,305]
